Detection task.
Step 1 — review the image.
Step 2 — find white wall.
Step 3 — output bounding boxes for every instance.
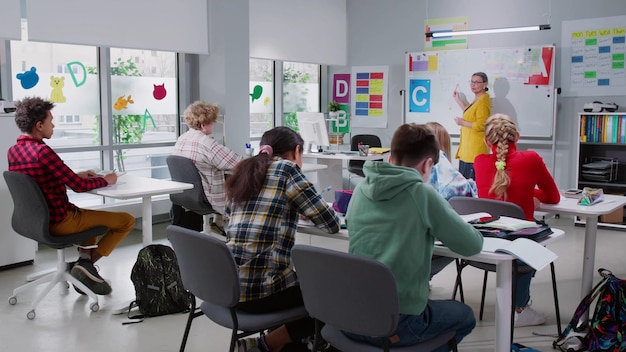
[341,0,626,190]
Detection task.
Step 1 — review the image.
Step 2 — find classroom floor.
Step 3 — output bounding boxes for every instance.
[0,215,624,352]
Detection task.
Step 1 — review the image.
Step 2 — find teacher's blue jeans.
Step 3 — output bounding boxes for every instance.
[344,299,475,352]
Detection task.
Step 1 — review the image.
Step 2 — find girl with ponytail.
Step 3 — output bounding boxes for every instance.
[225,126,340,351]
[474,113,560,327]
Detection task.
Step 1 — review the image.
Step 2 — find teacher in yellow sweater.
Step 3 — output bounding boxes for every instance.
[452,71,491,179]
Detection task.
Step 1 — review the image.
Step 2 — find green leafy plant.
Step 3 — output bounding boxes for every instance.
[282,67,312,131]
[328,100,341,112]
[88,58,145,171]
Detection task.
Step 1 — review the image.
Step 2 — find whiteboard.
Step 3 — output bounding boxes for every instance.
[560,15,626,97]
[405,45,556,138]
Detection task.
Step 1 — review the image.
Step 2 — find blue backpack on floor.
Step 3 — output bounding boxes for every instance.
[554,268,626,352]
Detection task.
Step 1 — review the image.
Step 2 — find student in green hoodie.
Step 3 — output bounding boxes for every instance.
[345,123,484,350]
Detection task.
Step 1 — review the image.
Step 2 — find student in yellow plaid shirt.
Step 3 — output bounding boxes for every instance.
[225,127,340,352]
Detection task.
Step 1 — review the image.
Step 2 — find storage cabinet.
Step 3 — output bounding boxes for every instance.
[577,112,626,229]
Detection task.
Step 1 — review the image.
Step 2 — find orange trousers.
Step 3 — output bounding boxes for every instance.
[50,208,135,257]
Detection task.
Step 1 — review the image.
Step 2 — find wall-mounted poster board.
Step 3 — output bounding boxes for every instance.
[405,45,556,138]
[561,15,626,97]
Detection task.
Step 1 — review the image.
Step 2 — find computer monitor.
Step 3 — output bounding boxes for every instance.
[296,112,330,153]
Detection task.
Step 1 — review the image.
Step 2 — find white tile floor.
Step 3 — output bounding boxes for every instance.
[0,215,624,352]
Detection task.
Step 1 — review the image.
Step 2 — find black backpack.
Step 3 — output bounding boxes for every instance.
[125,244,192,323]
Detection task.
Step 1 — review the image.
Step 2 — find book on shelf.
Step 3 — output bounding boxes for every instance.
[482,237,557,271]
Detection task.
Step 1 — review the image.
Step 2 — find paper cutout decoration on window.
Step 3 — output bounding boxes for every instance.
[16,67,40,89]
[153,84,167,100]
[67,61,87,87]
[142,109,157,131]
[113,95,134,111]
[49,76,67,103]
[250,85,263,103]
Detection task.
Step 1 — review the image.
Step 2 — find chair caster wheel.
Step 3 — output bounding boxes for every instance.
[90,302,99,312]
[27,310,36,320]
[8,296,17,305]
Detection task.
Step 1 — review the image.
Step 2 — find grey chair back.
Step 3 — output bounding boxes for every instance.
[167,225,240,308]
[448,196,525,219]
[292,245,399,337]
[3,171,107,249]
[349,134,382,177]
[166,155,215,215]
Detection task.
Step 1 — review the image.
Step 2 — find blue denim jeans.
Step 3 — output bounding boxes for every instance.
[515,264,535,309]
[458,161,475,180]
[344,299,476,352]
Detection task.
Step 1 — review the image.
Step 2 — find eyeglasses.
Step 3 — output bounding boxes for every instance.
[470,80,485,85]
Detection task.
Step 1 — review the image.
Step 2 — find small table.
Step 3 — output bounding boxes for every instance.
[302,152,385,201]
[538,194,626,302]
[89,175,192,247]
[297,221,563,352]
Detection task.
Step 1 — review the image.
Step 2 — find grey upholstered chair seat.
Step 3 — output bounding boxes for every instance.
[3,171,108,319]
[167,225,309,352]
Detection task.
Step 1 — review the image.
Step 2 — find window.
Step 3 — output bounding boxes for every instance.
[249,58,274,139]
[109,48,178,175]
[57,115,81,124]
[282,62,320,131]
[10,37,180,204]
[11,41,100,148]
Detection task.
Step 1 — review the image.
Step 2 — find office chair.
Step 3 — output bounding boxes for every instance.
[166,225,309,352]
[292,245,458,352]
[166,155,218,234]
[348,134,382,181]
[3,171,108,319]
[448,196,562,335]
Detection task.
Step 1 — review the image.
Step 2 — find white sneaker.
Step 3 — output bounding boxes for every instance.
[514,305,546,327]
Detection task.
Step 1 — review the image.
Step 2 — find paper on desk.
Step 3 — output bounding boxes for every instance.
[482,237,557,271]
[459,212,491,223]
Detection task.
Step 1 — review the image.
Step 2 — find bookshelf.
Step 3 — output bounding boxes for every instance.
[577,112,626,229]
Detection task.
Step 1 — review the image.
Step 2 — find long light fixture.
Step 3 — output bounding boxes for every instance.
[426,24,550,38]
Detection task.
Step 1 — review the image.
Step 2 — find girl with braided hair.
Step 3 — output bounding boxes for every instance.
[474,113,560,327]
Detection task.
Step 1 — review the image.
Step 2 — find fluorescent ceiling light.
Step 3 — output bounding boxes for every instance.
[426,24,550,38]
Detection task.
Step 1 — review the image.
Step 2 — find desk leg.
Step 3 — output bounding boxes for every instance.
[495,260,513,352]
[581,216,598,320]
[142,196,152,247]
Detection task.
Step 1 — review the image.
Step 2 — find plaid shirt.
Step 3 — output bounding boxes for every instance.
[226,158,340,302]
[7,135,108,224]
[173,129,243,215]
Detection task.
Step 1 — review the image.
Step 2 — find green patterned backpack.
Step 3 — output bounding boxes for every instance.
[126,244,192,322]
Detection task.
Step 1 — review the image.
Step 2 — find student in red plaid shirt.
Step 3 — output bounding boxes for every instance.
[225,127,340,352]
[7,97,135,295]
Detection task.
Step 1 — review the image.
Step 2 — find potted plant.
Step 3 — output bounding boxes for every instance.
[328,100,341,113]
[327,101,345,145]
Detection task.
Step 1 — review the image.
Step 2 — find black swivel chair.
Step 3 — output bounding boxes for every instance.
[348,134,382,182]
[167,225,309,352]
[166,155,219,234]
[292,244,458,352]
[448,196,562,335]
[3,171,108,319]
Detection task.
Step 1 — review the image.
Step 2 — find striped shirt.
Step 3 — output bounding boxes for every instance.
[226,158,340,302]
[7,135,108,224]
[173,129,243,215]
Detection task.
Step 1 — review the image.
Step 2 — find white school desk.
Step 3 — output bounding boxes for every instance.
[88,175,192,247]
[297,222,563,352]
[302,152,385,201]
[538,194,626,302]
